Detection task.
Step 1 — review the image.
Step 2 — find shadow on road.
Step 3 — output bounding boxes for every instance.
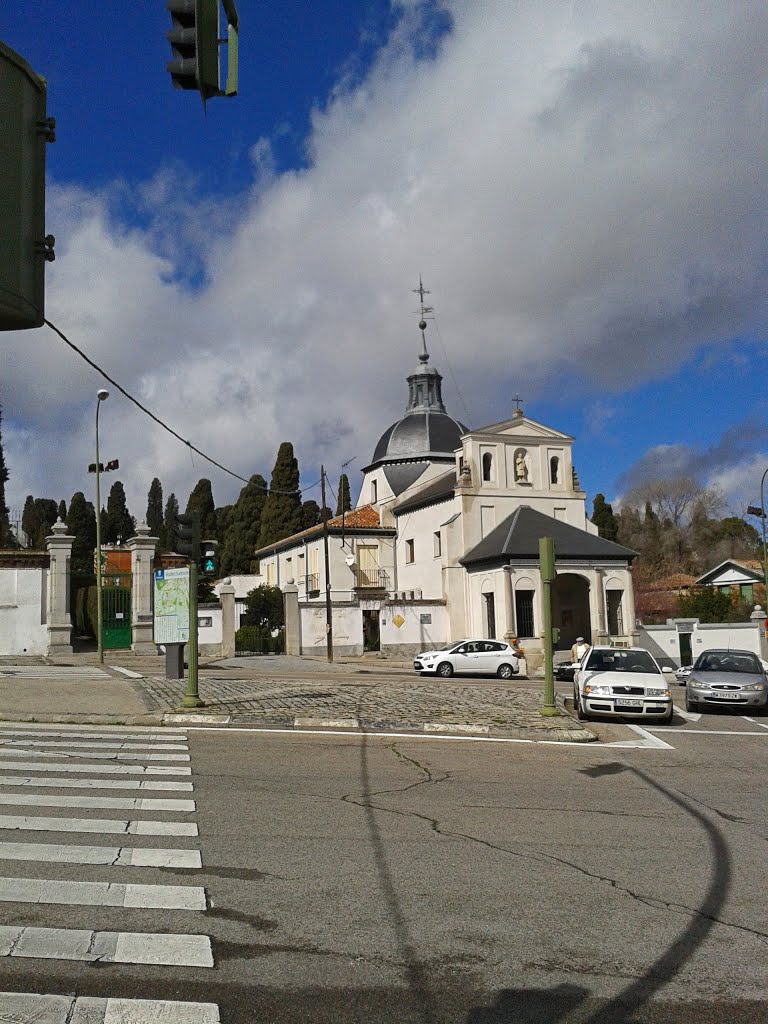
[467,762,732,1022]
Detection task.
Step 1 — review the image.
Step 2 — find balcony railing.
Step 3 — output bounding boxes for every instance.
[353,568,390,590]
[304,572,319,594]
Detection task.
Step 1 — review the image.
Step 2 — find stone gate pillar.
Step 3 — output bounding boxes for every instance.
[220,579,236,659]
[283,582,300,656]
[126,522,158,654]
[46,519,74,656]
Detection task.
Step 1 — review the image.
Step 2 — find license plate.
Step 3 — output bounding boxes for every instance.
[712,691,741,700]
[615,698,643,707]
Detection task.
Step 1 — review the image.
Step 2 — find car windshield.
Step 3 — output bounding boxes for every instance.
[584,650,659,674]
[694,652,761,674]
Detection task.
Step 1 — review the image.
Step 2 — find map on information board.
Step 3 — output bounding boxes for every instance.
[153,567,190,644]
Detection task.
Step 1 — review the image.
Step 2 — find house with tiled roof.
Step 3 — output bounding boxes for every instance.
[251,292,637,666]
[695,559,765,605]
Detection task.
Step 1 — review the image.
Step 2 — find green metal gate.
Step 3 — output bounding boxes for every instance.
[102,571,132,650]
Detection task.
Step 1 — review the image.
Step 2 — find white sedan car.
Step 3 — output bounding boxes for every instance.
[573,646,674,722]
[414,640,521,679]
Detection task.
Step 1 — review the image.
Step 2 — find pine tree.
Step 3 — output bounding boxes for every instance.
[105,481,134,544]
[256,443,303,548]
[336,473,351,516]
[185,479,217,539]
[146,478,164,538]
[0,403,12,547]
[163,493,179,552]
[67,491,97,574]
[591,493,619,542]
[219,475,268,576]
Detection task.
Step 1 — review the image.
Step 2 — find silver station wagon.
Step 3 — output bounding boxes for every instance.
[573,646,674,722]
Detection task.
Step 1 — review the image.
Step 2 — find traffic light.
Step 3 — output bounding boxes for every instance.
[176,512,200,561]
[0,41,56,331]
[166,0,220,101]
[105,459,119,471]
[199,540,219,577]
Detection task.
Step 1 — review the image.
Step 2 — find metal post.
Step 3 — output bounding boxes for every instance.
[761,469,768,602]
[539,536,559,716]
[321,465,333,662]
[180,514,204,709]
[94,390,109,664]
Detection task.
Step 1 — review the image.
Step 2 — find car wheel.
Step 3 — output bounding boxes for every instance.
[685,692,696,713]
[436,661,454,678]
[661,706,673,723]
[575,692,587,720]
[497,663,514,679]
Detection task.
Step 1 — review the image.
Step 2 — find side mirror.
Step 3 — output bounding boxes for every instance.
[662,666,673,674]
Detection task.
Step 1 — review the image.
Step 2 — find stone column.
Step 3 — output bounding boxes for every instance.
[594,568,609,645]
[46,519,74,656]
[126,522,158,654]
[625,569,639,646]
[502,567,517,641]
[283,582,300,656]
[220,579,236,658]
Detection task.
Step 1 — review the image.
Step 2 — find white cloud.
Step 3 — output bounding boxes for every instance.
[3,0,767,520]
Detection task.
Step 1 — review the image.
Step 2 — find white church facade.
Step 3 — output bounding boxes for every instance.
[253,309,637,670]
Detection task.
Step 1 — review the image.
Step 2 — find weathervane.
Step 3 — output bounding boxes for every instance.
[412,275,434,364]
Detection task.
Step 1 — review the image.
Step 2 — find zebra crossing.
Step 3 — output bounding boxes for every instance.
[0,721,219,1023]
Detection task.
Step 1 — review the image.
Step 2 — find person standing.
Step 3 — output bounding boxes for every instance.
[571,636,590,663]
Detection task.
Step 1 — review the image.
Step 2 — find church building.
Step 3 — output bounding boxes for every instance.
[253,287,637,670]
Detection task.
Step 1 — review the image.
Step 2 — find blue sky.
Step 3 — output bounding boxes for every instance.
[2,1,766,519]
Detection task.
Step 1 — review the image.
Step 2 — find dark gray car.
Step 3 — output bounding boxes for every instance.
[685,649,768,713]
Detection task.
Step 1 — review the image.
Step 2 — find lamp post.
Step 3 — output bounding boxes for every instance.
[94,389,109,663]
[760,468,768,601]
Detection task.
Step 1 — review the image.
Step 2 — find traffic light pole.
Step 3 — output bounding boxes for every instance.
[179,513,204,710]
[321,466,333,663]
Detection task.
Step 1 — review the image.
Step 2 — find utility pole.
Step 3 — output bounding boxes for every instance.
[320,465,333,663]
[539,536,559,716]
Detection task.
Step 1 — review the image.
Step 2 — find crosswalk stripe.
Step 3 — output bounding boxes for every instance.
[0,925,212,967]
[0,759,191,775]
[0,739,188,751]
[0,727,187,741]
[0,774,194,791]
[0,793,195,812]
[0,992,220,1022]
[0,876,206,910]
[0,841,202,868]
[0,814,198,836]
[0,748,190,762]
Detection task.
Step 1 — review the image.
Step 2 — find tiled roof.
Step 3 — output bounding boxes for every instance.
[253,504,391,557]
[393,470,456,515]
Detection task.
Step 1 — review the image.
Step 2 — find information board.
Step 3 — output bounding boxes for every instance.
[153,567,190,644]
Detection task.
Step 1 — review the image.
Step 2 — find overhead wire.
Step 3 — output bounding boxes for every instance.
[45,318,320,497]
[431,311,474,427]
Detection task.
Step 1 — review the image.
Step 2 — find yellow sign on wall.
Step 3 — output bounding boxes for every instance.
[392,614,405,628]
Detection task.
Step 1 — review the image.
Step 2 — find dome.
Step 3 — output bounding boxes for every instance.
[373,411,468,463]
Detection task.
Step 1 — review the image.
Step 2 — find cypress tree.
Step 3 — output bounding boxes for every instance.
[185,479,217,539]
[105,481,135,544]
[0,404,12,547]
[22,497,58,549]
[301,500,320,530]
[219,474,268,575]
[591,493,619,542]
[67,491,97,574]
[57,499,67,522]
[146,478,164,538]
[336,474,351,516]
[163,493,179,552]
[256,443,303,548]
[21,496,35,547]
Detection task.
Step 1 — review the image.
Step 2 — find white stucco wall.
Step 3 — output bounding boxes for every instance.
[394,500,454,599]
[0,568,48,656]
[639,620,762,666]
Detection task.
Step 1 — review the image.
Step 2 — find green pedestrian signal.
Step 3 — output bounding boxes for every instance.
[199,540,219,578]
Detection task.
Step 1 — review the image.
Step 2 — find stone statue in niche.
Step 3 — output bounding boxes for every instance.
[514,449,528,482]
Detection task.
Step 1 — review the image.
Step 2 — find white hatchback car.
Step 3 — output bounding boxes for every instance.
[573,646,674,722]
[414,640,521,679]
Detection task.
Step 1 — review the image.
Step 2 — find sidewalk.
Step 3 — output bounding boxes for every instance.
[0,655,595,743]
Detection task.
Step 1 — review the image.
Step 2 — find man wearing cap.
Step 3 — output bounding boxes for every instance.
[571,636,591,663]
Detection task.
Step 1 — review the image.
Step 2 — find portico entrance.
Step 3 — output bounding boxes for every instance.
[553,573,591,651]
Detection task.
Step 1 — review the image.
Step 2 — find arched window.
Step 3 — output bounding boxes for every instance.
[482,452,493,482]
[550,456,559,485]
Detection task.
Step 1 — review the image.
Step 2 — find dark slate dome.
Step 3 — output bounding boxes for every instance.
[373,411,467,463]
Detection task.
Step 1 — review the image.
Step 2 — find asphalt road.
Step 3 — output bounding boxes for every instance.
[0,704,765,1023]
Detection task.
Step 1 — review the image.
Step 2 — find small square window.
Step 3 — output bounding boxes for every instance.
[405,539,415,563]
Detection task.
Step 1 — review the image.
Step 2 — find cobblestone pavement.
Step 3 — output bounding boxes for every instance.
[140,674,593,740]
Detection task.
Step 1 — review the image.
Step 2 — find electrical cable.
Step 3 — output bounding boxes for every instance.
[45,318,320,497]
[431,311,474,427]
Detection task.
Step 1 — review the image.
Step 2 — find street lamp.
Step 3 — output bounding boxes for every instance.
[760,469,768,604]
[94,389,109,663]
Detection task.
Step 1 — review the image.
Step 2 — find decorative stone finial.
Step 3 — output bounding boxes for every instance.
[135,520,151,537]
[51,518,69,536]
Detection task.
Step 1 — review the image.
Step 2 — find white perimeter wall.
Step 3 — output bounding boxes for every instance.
[0,568,48,656]
[640,620,762,666]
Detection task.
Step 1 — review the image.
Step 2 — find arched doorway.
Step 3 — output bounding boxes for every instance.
[553,573,591,651]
